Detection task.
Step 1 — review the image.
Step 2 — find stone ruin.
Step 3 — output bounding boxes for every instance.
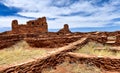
[115,34,120,45]
[11,17,72,34]
[12,17,48,34]
[58,24,71,34]
[2,16,120,49]
[2,38,120,73]
[2,17,120,73]
[0,17,73,49]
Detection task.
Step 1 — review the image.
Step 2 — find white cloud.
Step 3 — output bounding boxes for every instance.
[0,16,30,27]
[1,0,120,29]
[3,0,51,12]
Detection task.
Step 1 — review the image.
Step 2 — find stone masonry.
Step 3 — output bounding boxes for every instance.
[12,17,48,34]
[58,24,71,34]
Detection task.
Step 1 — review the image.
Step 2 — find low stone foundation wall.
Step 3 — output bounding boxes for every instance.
[0,37,87,73]
[1,38,120,73]
[1,52,120,73]
[1,32,120,49]
[0,34,22,49]
[88,35,107,44]
[0,34,39,49]
[25,36,82,48]
[67,53,120,72]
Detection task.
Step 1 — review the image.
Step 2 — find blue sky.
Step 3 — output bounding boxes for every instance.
[0,0,120,30]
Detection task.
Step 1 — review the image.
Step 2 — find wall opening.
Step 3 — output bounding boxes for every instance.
[32,22,34,25]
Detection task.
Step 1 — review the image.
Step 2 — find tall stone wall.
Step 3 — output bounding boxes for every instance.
[12,20,18,31]
[11,17,48,34]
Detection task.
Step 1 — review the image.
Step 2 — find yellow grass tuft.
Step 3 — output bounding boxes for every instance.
[75,42,120,57]
[0,41,47,66]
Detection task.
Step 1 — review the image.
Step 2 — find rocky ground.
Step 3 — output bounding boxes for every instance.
[0,32,120,73]
[0,37,120,73]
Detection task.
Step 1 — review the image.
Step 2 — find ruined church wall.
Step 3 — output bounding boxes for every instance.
[11,17,48,34]
[12,24,47,34]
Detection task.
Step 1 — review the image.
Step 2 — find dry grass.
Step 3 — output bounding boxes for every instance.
[0,41,48,66]
[75,42,120,57]
[42,61,101,73]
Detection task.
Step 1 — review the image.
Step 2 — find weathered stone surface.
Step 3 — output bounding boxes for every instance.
[0,37,87,73]
[0,34,39,49]
[25,35,82,48]
[1,38,120,73]
[1,16,120,49]
[115,35,120,45]
[67,53,120,72]
[11,17,48,34]
[88,35,107,44]
[1,16,120,73]
[58,24,71,34]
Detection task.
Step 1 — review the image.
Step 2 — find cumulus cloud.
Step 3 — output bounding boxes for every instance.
[0,16,30,27]
[0,0,120,29]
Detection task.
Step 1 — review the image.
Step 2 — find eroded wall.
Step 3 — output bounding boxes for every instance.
[11,17,48,34]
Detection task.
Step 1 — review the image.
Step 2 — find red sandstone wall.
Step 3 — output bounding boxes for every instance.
[88,35,107,44]
[12,25,47,34]
[0,37,87,73]
[58,24,71,34]
[1,50,120,72]
[116,35,120,45]
[0,34,39,49]
[25,36,82,48]
[11,17,48,34]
